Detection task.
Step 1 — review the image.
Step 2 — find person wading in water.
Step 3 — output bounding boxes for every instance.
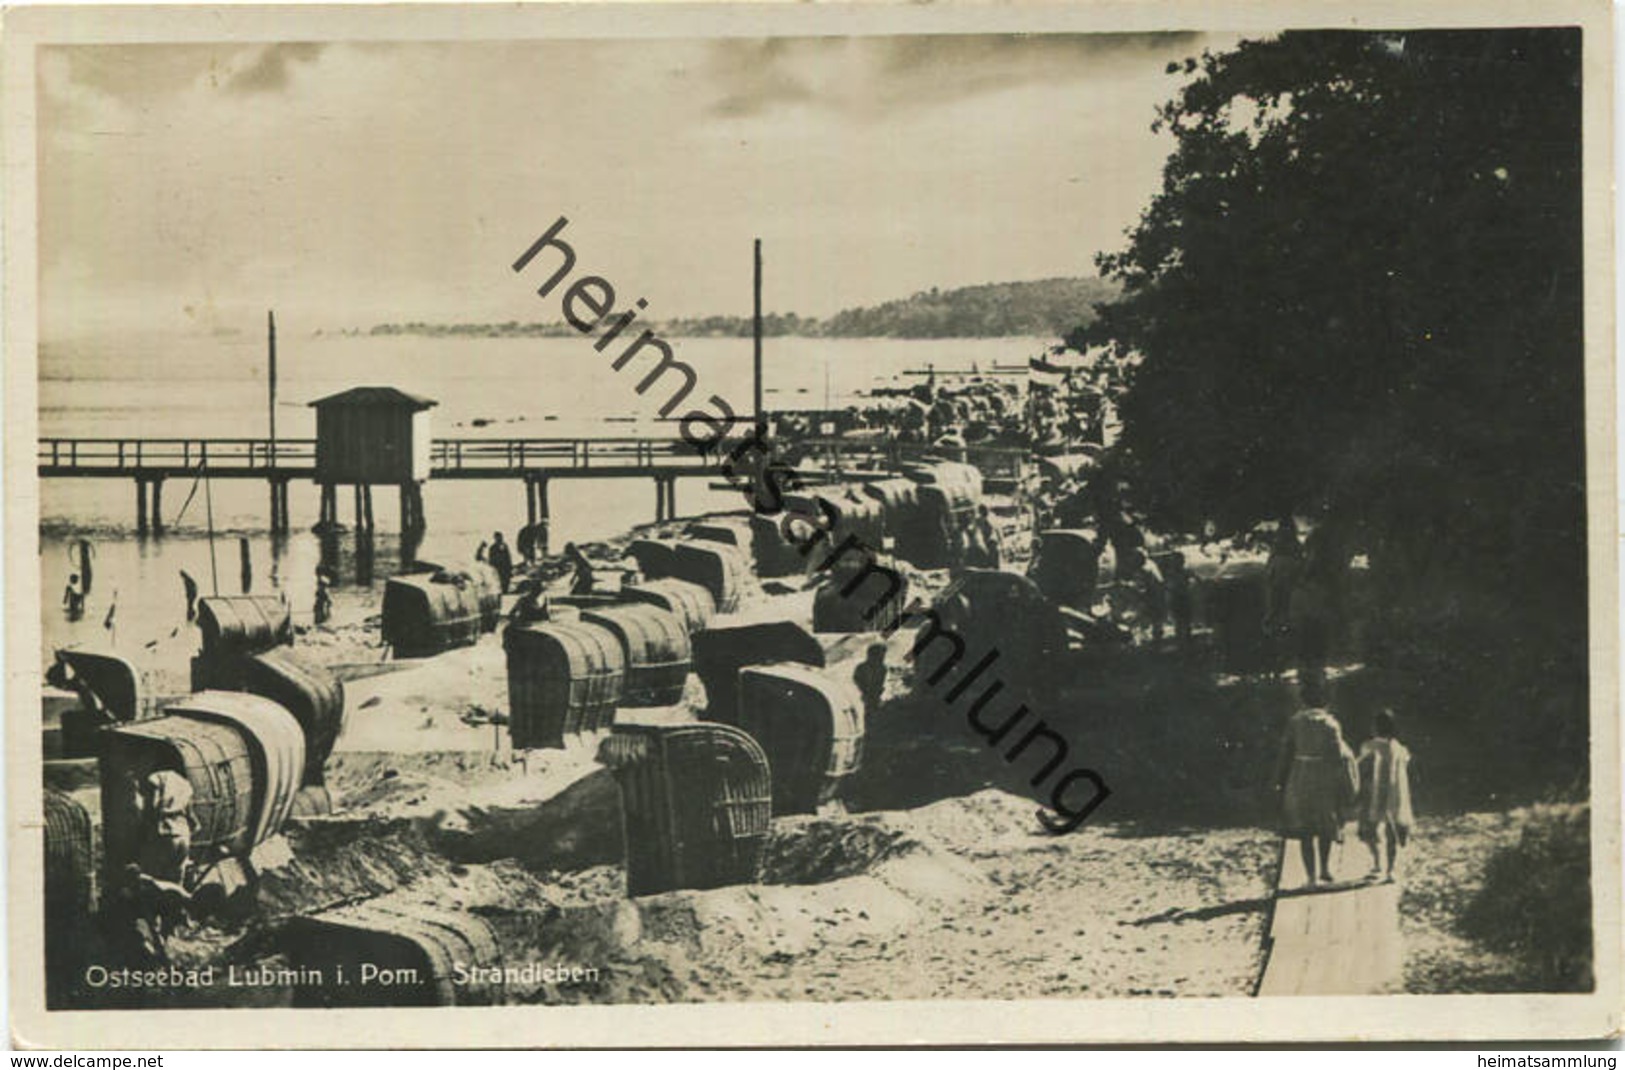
[62,574,85,622]
[179,571,199,623]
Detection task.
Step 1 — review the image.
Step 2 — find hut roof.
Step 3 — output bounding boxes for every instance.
[308,386,438,411]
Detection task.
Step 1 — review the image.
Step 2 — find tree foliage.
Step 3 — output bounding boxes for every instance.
[1462,804,1592,991]
[819,277,1118,338]
[1090,30,1586,667]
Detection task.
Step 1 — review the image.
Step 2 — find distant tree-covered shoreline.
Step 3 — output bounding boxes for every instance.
[356,276,1118,340]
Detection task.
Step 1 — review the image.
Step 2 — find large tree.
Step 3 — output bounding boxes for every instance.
[1091,30,1587,700]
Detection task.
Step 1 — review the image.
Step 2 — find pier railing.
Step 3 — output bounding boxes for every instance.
[429,437,699,472]
[37,436,710,477]
[39,432,1037,534]
[39,433,1033,482]
[39,437,318,473]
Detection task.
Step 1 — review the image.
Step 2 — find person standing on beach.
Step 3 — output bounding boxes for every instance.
[313,571,332,626]
[1274,685,1359,886]
[507,579,550,625]
[565,542,595,595]
[488,532,513,593]
[853,642,888,719]
[1356,709,1415,882]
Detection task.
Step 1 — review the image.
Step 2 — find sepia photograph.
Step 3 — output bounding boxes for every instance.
[3,1,1618,1047]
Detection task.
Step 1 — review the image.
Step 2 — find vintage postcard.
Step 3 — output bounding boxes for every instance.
[3,0,1619,1048]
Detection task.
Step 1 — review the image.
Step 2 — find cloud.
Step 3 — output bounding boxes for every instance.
[703,33,1204,119]
[36,35,1217,335]
[218,43,325,95]
[877,32,1202,74]
[41,42,327,105]
[707,38,820,117]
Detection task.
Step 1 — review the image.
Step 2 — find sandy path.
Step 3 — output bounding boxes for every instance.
[586,793,1279,1003]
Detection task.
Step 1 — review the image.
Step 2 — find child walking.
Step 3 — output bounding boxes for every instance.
[1357,709,1415,882]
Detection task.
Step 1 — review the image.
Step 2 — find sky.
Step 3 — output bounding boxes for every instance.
[37,33,1232,338]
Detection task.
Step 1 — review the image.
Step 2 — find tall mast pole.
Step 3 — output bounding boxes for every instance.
[268,310,278,467]
[204,463,219,596]
[753,239,763,423]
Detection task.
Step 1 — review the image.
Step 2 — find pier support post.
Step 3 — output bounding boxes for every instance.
[362,484,375,532]
[315,483,338,532]
[536,477,550,557]
[151,479,164,535]
[395,481,426,534]
[526,478,538,528]
[653,475,676,522]
[353,485,364,533]
[414,481,427,533]
[269,479,289,534]
[136,479,148,536]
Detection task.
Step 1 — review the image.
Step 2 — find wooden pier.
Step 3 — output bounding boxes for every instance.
[40,433,1035,536]
[37,436,721,536]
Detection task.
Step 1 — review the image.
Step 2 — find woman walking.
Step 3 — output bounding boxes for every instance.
[1275,693,1359,886]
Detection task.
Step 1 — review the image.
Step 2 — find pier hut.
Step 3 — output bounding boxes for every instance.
[309,387,436,533]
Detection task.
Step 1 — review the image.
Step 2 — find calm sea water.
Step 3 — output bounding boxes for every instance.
[38,331,1040,668]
